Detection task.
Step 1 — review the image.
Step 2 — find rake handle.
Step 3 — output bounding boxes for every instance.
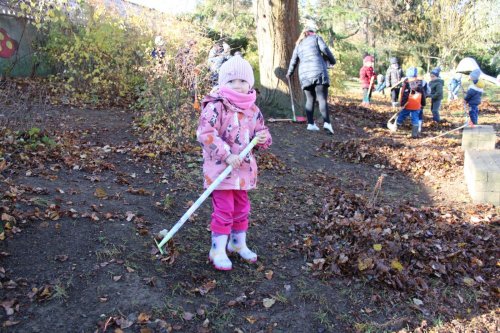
[156,137,259,253]
[287,76,297,122]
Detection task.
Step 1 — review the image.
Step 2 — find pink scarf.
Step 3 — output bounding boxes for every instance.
[219,86,256,111]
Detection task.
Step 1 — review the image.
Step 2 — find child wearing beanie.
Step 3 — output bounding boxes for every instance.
[464,69,483,125]
[359,55,376,107]
[385,57,404,109]
[393,67,427,138]
[429,67,444,122]
[197,55,272,271]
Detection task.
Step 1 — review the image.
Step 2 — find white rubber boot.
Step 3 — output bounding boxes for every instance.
[209,234,232,271]
[307,123,320,131]
[323,122,334,134]
[227,232,257,263]
[418,120,422,133]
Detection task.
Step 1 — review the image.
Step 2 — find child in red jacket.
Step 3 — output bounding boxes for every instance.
[359,55,376,107]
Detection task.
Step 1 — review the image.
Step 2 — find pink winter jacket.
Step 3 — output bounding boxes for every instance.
[197,92,272,190]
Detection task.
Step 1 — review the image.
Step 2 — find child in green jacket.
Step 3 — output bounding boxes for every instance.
[429,67,444,122]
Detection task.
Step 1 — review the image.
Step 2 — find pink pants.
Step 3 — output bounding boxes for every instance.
[211,190,250,235]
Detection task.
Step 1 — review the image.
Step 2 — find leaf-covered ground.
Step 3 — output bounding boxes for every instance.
[0,88,499,332]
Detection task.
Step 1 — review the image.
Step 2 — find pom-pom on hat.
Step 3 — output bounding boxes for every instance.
[406,67,418,78]
[430,67,441,77]
[218,55,255,88]
[469,69,481,81]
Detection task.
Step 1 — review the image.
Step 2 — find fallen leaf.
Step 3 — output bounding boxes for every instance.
[265,270,274,280]
[338,253,348,264]
[358,257,374,271]
[37,286,52,300]
[94,188,107,199]
[463,277,475,287]
[0,160,7,172]
[245,316,257,324]
[1,213,15,223]
[113,275,122,282]
[125,211,135,222]
[2,320,20,327]
[390,259,404,272]
[373,244,382,251]
[183,312,194,321]
[413,298,423,306]
[262,297,276,308]
[1,300,16,315]
[55,255,68,262]
[137,312,151,323]
[198,280,216,295]
[115,317,133,329]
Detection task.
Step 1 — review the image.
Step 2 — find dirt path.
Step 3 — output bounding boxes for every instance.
[0,99,497,332]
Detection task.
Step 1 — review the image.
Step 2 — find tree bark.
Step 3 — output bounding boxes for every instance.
[254,0,302,117]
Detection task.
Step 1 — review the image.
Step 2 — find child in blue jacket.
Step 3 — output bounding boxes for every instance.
[464,69,483,125]
[448,73,462,101]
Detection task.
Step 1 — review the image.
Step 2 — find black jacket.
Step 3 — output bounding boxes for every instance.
[287,35,336,90]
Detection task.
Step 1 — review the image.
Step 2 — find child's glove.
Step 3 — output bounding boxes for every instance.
[225,154,242,169]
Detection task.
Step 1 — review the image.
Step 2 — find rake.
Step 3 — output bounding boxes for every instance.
[155,136,259,255]
[287,76,307,123]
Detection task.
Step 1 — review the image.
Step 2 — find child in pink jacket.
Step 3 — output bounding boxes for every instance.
[197,55,272,271]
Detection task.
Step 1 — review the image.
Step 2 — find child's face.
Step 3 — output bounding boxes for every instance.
[365,61,373,67]
[226,79,250,94]
[430,74,437,80]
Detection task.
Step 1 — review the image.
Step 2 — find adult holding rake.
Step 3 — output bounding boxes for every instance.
[286,24,336,134]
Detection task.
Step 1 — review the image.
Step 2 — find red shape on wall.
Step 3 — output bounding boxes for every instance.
[0,28,19,58]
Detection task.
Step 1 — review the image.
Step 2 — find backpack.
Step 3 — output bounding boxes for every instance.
[404,79,423,110]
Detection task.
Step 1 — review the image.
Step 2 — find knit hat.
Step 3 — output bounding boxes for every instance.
[430,67,441,77]
[469,69,481,81]
[304,20,318,32]
[363,55,374,63]
[406,67,417,78]
[218,55,255,88]
[305,25,317,32]
[390,57,398,64]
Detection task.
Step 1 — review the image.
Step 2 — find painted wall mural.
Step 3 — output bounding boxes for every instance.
[0,27,18,58]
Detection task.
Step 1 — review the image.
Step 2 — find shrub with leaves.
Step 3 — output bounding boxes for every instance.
[134,21,213,154]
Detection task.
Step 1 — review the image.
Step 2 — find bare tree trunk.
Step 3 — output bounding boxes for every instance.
[254,0,302,117]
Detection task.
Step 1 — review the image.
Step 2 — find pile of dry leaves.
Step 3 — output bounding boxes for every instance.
[256,151,287,171]
[322,137,463,178]
[299,186,498,307]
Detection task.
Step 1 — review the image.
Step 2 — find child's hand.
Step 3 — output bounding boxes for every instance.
[225,154,242,168]
[256,132,268,144]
